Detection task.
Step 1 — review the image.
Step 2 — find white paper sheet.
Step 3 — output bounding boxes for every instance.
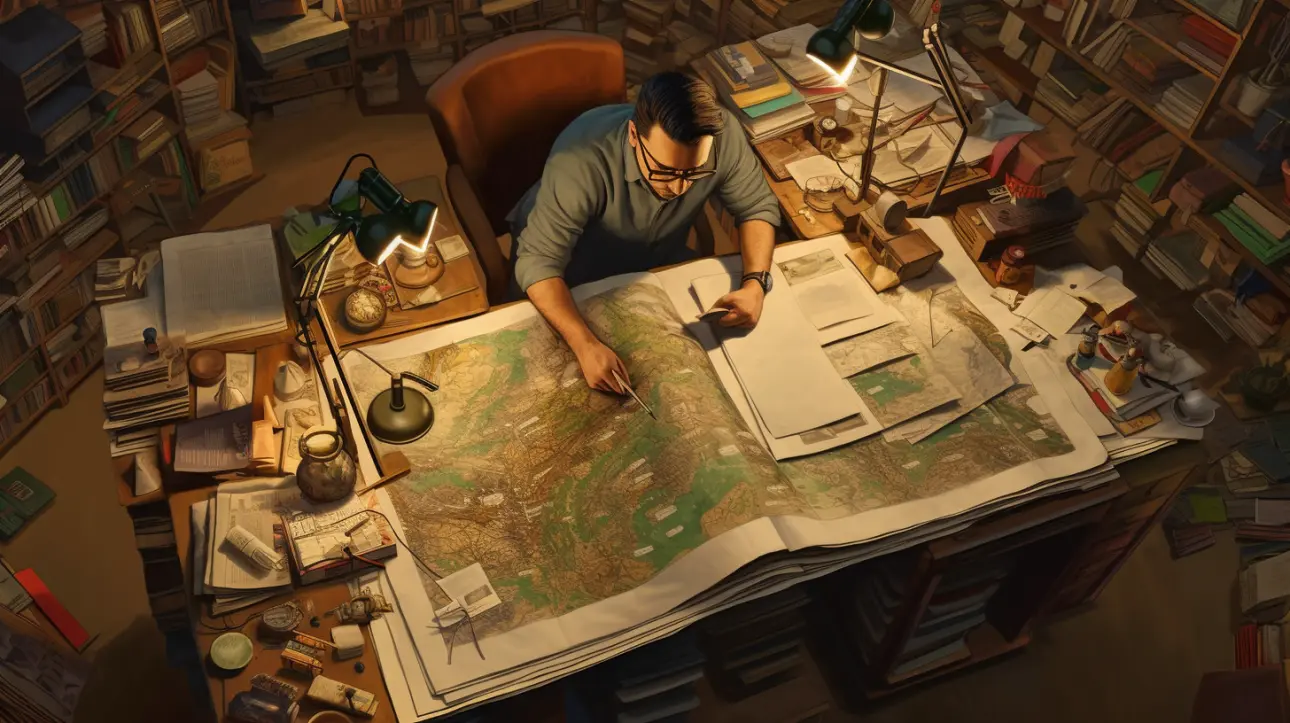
[691,267,865,438]
[1014,288,1088,338]
[785,155,855,191]
[161,224,289,345]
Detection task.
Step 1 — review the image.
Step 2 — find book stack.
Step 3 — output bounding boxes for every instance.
[1117,39,1183,98]
[662,20,714,71]
[155,0,197,53]
[1181,14,1234,69]
[1109,170,1168,257]
[622,0,673,83]
[1059,0,1101,46]
[1076,97,1170,171]
[1080,20,1132,71]
[177,70,221,128]
[108,2,156,55]
[95,257,137,302]
[1157,75,1212,129]
[695,41,814,142]
[0,155,34,231]
[951,189,1085,260]
[1216,194,1290,264]
[115,111,177,172]
[353,17,395,49]
[60,207,110,251]
[1198,291,1283,347]
[567,631,706,722]
[188,0,222,40]
[1168,167,1237,217]
[360,56,400,107]
[1034,68,1109,126]
[1143,230,1209,290]
[237,10,349,74]
[698,587,812,700]
[66,3,109,58]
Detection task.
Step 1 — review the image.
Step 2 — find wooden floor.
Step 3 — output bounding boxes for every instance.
[0,98,1238,722]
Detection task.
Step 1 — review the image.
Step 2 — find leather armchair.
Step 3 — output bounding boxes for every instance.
[426,31,626,303]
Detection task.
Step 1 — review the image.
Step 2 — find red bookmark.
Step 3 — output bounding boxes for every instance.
[14,569,94,652]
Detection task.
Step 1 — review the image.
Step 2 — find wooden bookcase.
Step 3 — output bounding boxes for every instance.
[0,0,239,455]
[972,0,1290,298]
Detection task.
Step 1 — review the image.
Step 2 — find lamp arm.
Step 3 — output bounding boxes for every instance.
[327,153,379,216]
[919,24,974,216]
[852,50,941,88]
[400,372,439,393]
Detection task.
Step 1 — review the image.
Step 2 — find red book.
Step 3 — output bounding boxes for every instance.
[14,569,95,651]
[1182,15,1236,57]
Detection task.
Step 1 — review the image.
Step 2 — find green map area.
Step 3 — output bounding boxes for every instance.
[348,281,1074,637]
[349,283,797,637]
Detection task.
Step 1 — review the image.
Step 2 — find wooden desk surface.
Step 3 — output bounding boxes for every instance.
[755,101,994,240]
[169,487,398,723]
[319,175,491,349]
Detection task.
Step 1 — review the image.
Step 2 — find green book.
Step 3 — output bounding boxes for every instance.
[0,497,23,540]
[50,186,70,220]
[1134,169,1164,196]
[0,467,53,519]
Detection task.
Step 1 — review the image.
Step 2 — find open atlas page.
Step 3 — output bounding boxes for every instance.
[328,225,1110,719]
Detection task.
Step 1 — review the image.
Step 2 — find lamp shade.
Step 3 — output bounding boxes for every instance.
[354,199,439,265]
[806,0,895,83]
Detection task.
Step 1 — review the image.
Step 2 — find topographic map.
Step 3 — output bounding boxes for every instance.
[781,284,1071,519]
[347,282,798,637]
[348,276,1075,639]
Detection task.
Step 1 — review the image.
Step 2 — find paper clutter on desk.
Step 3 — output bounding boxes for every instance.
[845,246,900,292]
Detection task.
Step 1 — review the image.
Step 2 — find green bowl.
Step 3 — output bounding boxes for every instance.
[211,632,254,671]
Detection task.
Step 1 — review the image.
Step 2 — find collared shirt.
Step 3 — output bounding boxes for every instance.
[508,104,780,292]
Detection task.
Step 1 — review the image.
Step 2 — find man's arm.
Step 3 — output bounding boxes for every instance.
[513,153,628,393]
[527,278,628,393]
[712,111,781,327]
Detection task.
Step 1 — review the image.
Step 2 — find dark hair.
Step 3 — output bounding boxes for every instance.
[634,72,725,144]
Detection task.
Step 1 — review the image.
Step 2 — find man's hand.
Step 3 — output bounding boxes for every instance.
[713,282,765,328]
[574,339,630,394]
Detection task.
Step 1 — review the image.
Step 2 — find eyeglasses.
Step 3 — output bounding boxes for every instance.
[637,136,717,183]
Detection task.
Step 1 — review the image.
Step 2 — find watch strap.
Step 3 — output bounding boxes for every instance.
[741,271,771,293]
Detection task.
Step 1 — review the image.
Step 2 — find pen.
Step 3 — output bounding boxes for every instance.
[611,370,657,420]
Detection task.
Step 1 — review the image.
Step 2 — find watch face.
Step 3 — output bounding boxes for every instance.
[819,117,839,132]
[762,272,773,293]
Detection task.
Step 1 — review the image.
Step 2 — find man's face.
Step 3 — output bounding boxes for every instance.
[628,120,714,201]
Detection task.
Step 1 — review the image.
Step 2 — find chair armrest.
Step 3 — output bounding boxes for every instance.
[446,164,510,305]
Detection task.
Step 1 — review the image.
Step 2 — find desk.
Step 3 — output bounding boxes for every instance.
[169,488,399,723]
[317,175,491,349]
[752,107,996,241]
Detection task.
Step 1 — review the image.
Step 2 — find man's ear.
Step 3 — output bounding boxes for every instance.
[627,120,638,147]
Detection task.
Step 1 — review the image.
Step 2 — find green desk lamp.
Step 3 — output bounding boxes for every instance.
[805,1,973,216]
[295,154,440,475]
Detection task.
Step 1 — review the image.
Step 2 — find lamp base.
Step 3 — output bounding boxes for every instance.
[393,259,443,289]
[368,387,434,444]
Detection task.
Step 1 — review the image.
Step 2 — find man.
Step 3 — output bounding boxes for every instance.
[510,71,781,394]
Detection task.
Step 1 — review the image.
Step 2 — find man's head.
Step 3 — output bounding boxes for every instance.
[628,72,724,200]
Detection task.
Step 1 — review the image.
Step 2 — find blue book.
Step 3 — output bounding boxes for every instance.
[741,89,806,119]
[0,6,81,77]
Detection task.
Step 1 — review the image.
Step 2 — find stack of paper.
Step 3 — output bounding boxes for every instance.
[161,224,290,346]
[100,266,190,442]
[236,10,349,72]
[177,70,221,128]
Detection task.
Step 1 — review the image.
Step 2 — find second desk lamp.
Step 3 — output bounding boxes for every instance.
[805,0,973,216]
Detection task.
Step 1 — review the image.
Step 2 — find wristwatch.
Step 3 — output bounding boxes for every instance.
[741,271,773,294]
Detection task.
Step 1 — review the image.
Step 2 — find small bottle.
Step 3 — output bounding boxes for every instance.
[1104,342,1145,395]
[142,327,158,355]
[996,245,1026,285]
[1075,326,1099,369]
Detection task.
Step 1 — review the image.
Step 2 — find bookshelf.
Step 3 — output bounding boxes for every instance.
[980,0,1290,296]
[0,0,231,455]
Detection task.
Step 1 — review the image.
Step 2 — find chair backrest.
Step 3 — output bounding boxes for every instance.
[426,30,626,235]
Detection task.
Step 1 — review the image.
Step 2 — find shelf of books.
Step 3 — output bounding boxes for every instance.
[0,0,249,453]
